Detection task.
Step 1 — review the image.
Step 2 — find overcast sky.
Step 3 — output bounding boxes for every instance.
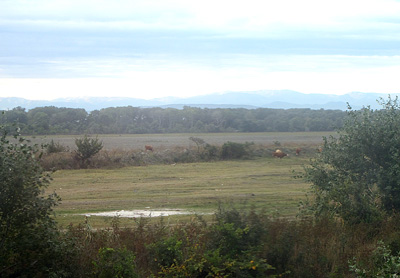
[1,0,400,100]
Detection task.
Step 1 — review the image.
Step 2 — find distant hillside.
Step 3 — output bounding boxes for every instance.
[0,91,395,111]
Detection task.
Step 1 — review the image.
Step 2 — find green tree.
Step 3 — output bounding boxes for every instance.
[304,97,400,224]
[30,111,50,134]
[75,134,103,167]
[0,124,64,276]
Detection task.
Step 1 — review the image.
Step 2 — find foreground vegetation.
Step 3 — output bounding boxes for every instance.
[5,98,400,277]
[17,207,400,278]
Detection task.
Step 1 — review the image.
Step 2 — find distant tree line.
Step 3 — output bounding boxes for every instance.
[0,106,345,135]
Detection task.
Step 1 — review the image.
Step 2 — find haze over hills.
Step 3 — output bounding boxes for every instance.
[0,90,395,111]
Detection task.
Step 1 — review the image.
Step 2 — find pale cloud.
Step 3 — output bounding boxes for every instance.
[1,54,400,100]
[1,0,400,100]
[2,0,400,35]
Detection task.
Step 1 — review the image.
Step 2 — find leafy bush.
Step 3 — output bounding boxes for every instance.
[304,97,400,224]
[205,144,218,159]
[75,134,103,167]
[349,241,400,277]
[147,234,184,268]
[93,247,137,278]
[0,124,69,277]
[221,141,253,160]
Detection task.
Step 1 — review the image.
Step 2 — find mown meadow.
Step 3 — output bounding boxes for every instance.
[43,132,326,227]
[49,156,310,227]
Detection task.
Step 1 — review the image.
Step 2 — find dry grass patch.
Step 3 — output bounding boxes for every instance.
[30,131,332,150]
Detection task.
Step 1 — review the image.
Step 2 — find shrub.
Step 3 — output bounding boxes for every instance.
[304,97,400,224]
[46,139,68,153]
[75,134,103,168]
[0,124,68,277]
[221,141,253,160]
[93,247,137,278]
[202,144,220,160]
[147,234,184,268]
[349,241,400,277]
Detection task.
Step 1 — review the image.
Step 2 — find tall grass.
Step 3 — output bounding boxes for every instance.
[47,208,400,277]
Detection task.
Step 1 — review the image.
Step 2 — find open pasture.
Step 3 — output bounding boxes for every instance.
[49,155,313,228]
[31,131,332,151]
[42,132,327,227]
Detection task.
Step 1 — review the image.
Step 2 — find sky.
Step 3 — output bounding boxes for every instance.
[1,0,400,100]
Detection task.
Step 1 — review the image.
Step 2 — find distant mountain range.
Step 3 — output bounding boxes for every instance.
[0,90,396,111]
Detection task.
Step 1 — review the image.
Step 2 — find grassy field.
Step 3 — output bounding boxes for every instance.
[31,131,333,150]
[48,155,312,228]
[41,132,327,227]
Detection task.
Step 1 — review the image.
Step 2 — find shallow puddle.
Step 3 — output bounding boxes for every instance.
[83,209,198,218]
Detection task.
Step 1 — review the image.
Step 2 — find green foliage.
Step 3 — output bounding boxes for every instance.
[304,97,400,224]
[2,105,345,134]
[0,123,68,276]
[93,247,137,278]
[75,134,103,167]
[188,137,221,161]
[148,208,279,278]
[148,234,184,268]
[40,206,400,277]
[203,143,220,160]
[221,141,253,159]
[47,139,68,153]
[26,106,88,134]
[349,241,400,277]
[200,208,279,277]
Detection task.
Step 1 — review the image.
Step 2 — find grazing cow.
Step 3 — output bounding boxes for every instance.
[145,145,154,152]
[295,148,302,156]
[275,149,283,153]
[273,151,288,158]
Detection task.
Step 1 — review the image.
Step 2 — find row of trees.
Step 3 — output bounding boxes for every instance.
[1,106,345,135]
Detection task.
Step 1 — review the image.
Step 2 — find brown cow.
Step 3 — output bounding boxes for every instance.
[273,151,288,158]
[145,145,154,152]
[295,148,302,156]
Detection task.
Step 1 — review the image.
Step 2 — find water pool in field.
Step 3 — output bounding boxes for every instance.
[82,209,202,218]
